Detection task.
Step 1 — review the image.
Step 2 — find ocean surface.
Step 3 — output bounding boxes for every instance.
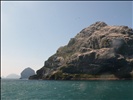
[1,79,133,100]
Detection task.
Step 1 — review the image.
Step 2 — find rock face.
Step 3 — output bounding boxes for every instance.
[20,67,35,79]
[30,21,133,80]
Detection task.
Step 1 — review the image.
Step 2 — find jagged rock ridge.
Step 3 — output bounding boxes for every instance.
[30,21,133,80]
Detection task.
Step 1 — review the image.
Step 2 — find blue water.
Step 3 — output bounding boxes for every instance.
[1,79,133,100]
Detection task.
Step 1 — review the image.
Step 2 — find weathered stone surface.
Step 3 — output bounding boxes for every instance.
[30,21,133,80]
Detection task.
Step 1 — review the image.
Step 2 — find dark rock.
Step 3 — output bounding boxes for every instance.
[30,21,133,80]
[29,75,39,80]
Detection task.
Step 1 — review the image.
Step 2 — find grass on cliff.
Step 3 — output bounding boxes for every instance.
[46,71,116,80]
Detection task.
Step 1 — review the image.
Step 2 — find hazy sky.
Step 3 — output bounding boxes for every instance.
[1,1,133,77]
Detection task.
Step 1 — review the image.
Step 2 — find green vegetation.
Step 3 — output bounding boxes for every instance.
[45,70,117,80]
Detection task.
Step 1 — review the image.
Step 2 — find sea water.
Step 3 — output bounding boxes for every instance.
[1,79,133,100]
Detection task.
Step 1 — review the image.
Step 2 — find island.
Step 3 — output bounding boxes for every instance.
[29,21,133,80]
[20,67,35,79]
[6,74,20,79]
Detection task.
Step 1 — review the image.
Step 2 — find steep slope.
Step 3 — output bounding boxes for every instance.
[30,21,133,80]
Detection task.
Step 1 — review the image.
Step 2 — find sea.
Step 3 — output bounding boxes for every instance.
[1,79,133,100]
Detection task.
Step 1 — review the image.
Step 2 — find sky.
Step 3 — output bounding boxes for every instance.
[1,1,133,77]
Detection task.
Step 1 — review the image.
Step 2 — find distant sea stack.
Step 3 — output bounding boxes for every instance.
[30,21,133,80]
[20,67,35,79]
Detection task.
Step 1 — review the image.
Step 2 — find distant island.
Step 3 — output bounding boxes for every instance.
[29,21,133,80]
[20,67,35,79]
[6,74,20,79]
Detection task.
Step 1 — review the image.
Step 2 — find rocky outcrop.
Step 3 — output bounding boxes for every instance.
[29,21,133,80]
[20,67,35,79]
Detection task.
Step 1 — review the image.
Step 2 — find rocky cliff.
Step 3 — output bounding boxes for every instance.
[29,21,133,80]
[20,67,35,79]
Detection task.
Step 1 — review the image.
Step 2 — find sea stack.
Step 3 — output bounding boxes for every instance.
[30,21,133,80]
[20,67,35,79]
